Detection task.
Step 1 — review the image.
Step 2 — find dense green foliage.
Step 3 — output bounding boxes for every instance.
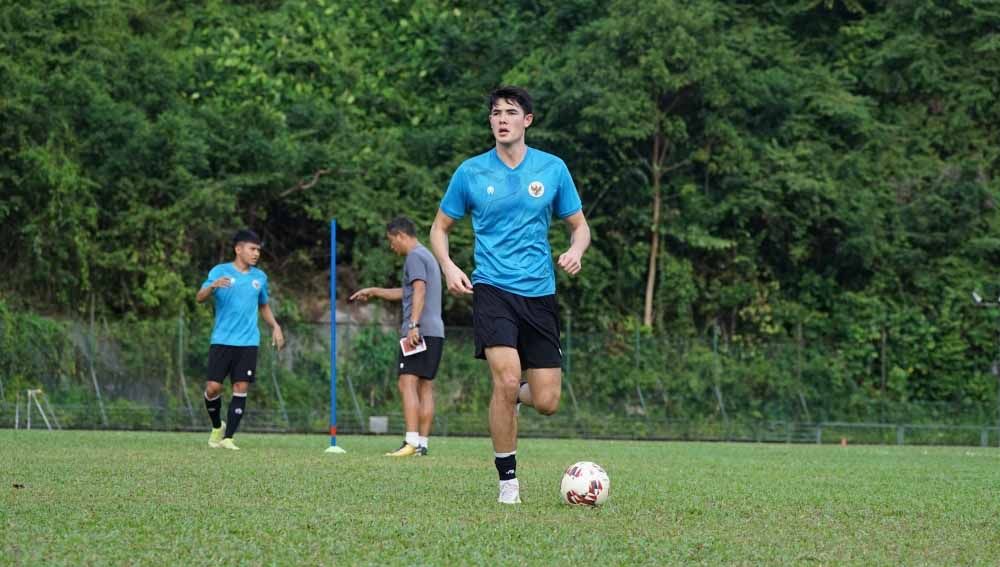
[2,1,1000,418]
[6,430,1000,564]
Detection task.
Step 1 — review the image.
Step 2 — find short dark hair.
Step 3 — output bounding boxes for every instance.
[232,229,261,246]
[488,86,533,116]
[386,216,416,237]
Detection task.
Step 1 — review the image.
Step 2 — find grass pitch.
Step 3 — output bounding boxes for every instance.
[3,430,1000,565]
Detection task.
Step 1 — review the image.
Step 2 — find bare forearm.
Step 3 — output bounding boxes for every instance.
[260,304,280,329]
[569,220,591,255]
[196,286,213,303]
[410,285,425,325]
[430,220,456,271]
[378,288,403,301]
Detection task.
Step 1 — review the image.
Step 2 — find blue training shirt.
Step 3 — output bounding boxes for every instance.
[201,263,270,346]
[440,147,582,297]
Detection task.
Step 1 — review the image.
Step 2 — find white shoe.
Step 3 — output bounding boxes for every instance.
[498,479,521,504]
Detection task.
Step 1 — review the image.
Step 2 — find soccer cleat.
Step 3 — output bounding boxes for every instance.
[498,478,521,504]
[208,422,226,448]
[385,442,419,457]
[416,446,428,456]
[218,438,240,451]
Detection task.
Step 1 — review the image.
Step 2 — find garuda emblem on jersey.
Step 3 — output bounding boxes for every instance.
[252,279,262,290]
[528,181,544,198]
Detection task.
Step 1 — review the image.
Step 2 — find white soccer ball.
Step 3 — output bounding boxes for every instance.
[560,461,610,506]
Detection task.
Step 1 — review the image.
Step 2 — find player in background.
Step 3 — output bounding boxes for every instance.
[350,216,445,457]
[197,229,285,450]
[429,86,591,503]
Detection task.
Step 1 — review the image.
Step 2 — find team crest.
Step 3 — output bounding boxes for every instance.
[252,279,261,290]
[528,181,544,198]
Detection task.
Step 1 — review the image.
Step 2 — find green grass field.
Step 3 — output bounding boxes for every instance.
[4,430,1000,566]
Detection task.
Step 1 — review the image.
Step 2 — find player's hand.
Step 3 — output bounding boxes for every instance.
[212,276,234,289]
[443,264,474,295]
[349,288,377,302]
[408,327,421,347]
[272,325,285,351]
[557,249,583,275]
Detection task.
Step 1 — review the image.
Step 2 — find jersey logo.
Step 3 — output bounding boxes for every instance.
[252,279,261,290]
[528,181,544,198]
[487,185,495,195]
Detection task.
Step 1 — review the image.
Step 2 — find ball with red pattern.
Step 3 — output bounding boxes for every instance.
[560,461,610,506]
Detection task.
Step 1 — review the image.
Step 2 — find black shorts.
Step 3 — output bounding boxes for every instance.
[207,345,258,383]
[473,284,562,370]
[397,336,445,380]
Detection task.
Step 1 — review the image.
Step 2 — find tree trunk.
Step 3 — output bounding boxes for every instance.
[643,132,666,328]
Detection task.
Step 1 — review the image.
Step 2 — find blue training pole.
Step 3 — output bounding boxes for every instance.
[325,219,346,453]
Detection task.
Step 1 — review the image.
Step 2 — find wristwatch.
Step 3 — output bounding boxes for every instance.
[407,321,420,330]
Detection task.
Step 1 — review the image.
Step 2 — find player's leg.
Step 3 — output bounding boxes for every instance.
[474,284,523,503]
[515,293,563,415]
[415,336,443,455]
[386,373,421,457]
[486,346,523,504]
[205,345,228,448]
[417,378,434,455]
[220,347,257,450]
[522,368,561,415]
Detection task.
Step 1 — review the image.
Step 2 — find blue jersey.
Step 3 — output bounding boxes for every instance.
[201,263,270,347]
[440,147,582,297]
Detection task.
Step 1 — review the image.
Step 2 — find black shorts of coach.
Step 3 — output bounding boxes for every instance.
[207,345,259,383]
[473,283,562,370]
[397,336,445,380]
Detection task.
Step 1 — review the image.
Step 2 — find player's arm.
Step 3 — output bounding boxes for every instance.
[407,279,426,347]
[196,276,232,303]
[430,209,473,295]
[259,303,285,350]
[557,211,591,276]
[349,287,403,302]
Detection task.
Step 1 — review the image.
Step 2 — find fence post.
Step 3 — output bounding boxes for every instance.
[981,429,989,447]
[712,324,729,438]
[564,312,579,414]
[815,424,822,444]
[896,425,905,446]
[342,323,366,432]
[635,324,648,417]
[796,322,811,422]
[88,297,109,427]
[270,344,290,427]
[177,312,197,428]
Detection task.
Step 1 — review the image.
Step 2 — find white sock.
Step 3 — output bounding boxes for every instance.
[405,431,419,447]
[418,436,428,448]
[494,451,516,458]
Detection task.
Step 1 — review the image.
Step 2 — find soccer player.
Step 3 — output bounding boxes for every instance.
[429,86,591,504]
[350,216,445,457]
[196,229,285,450]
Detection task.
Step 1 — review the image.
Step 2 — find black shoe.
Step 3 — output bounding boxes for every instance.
[416,446,428,456]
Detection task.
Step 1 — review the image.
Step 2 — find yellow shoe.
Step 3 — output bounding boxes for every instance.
[385,443,418,457]
[218,438,240,451]
[208,422,226,448]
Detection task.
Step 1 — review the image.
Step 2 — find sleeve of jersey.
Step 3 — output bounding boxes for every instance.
[405,254,428,285]
[259,275,269,305]
[439,166,469,220]
[555,162,583,218]
[201,266,220,289]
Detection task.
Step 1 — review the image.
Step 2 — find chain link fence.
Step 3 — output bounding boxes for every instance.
[3,308,1000,446]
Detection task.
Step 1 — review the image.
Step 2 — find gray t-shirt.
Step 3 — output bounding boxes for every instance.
[401,244,444,338]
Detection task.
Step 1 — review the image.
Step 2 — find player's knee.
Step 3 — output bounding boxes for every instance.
[534,392,561,415]
[492,373,520,400]
[205,383,222,398]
